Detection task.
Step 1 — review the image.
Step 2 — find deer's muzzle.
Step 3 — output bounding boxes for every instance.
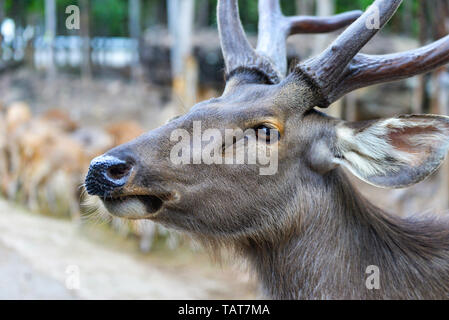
[85,155,133,197]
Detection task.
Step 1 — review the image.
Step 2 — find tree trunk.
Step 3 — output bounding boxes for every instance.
[196,0,210,29]
[80,0,92,81]
[401,0,413,36]
[296,0,313,15]
[316,0,333,17]
[129,0,142,82]
[45,0,57,80]
[168,0,197,111]
[146,0,158,26]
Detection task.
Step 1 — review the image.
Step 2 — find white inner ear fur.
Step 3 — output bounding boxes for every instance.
[334,117,449,181]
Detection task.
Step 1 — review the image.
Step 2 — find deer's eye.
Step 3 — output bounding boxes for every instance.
[255,125,280,144]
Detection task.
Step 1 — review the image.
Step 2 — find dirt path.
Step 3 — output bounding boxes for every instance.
[0,200,256,299]
[0,243,75,299]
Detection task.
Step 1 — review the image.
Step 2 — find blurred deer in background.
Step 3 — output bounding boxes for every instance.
[2,102,33,198]
[0,102,165,251]
[3,103,87,216]
[1,104,146,218]
[85,0,449,299]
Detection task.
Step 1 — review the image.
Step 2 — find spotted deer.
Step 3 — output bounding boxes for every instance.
[85,0,449,299]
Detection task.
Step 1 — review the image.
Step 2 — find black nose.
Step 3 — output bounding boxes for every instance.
[85,155,133,197]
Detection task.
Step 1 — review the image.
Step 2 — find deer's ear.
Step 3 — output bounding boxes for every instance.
[332,115,449,188]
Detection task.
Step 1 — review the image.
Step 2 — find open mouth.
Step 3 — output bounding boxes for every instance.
[102,194,165,219]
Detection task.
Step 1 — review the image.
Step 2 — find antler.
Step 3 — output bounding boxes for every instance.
[293,0,449,107]
[256,0,362,77]
[328,35,449,103]
[217,0,276,82]
[218,0,362,84]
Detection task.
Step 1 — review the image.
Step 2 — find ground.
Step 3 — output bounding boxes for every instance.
[0,199,256,299]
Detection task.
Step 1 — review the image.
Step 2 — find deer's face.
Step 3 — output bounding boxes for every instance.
[84,78,327,237]
[85,0,449,241]
[85,73,449,240]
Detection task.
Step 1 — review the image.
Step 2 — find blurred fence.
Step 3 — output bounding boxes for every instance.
[0,18,138,71]
[34,36,137,70]
[0,19,224,87]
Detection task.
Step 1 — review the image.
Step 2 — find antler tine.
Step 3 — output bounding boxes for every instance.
[217,0,254,74]
[298,0,403,106]
[218,0,280,84]
[256,0,362,78]
[328,35,449,103]
[287,11,364,35]
[255,0,286,76]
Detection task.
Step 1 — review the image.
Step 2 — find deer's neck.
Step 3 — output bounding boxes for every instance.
[242,169,449,300]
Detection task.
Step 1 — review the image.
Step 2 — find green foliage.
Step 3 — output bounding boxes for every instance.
[25,0,45,16]
[336,0,373,11]
[91,0,128,37]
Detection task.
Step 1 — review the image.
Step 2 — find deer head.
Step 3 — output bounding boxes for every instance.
[85,0,449,244]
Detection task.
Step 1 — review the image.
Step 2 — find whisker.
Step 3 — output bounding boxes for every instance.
[80,192,111,227]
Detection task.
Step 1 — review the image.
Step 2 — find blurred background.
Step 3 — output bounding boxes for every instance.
[0,0,448,299]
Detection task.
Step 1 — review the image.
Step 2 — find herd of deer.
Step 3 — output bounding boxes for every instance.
[83,0,449,299]
[0,101,178,249]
